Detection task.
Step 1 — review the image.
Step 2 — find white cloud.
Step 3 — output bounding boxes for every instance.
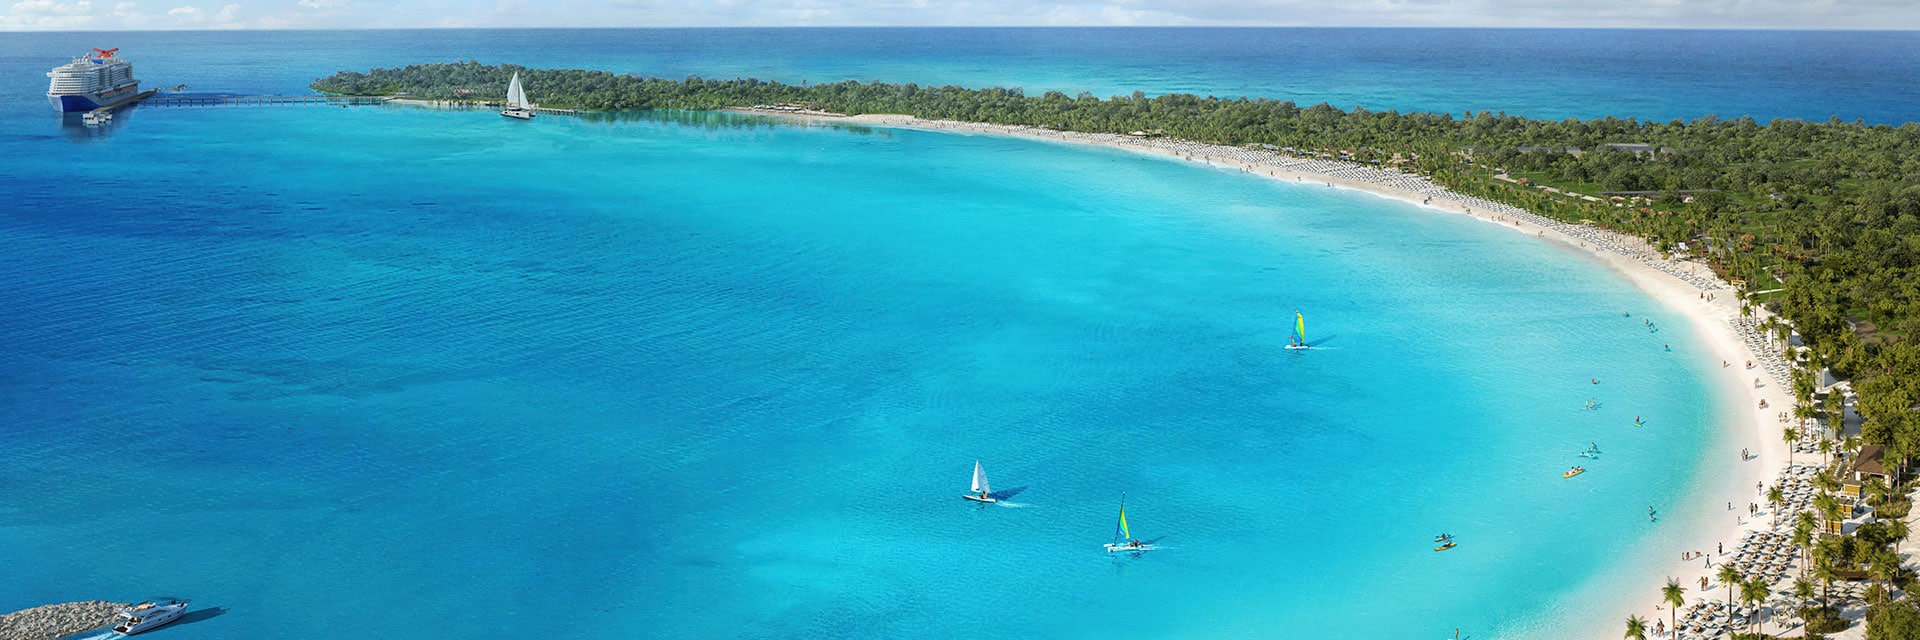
[215,2,238,20]
[1,0,95,28]
[9,0,91,14]
[164,4,197,16]
[295,0,345,8]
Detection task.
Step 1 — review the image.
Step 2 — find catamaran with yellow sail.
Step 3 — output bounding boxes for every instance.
[1285,312,1310,350]
[1103,493,1156,553]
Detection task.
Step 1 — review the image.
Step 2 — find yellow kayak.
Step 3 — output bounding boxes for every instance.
[1563,468,1586,478]
[1434,541,1457,552]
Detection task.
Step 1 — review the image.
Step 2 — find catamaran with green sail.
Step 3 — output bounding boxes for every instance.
[1104,493,1155,553]
[1285,312,1310,350]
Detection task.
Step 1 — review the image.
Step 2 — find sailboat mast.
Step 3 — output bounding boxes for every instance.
[507,72,526,109]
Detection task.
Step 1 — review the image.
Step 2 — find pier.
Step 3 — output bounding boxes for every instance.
[388,98,578,115]
[139,94,394,107]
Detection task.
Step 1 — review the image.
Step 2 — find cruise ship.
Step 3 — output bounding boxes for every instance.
[46,48,141,112]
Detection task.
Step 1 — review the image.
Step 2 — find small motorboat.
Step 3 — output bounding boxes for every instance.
[113,598,189,635]
[1563,467,1586,479]
[1434,541,1457,552]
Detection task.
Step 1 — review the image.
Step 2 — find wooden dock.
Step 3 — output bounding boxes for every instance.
[395,99,578,115]
[139,94,394,107]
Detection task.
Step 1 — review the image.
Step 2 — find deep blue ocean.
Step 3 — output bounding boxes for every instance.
[0,28,1879,639]
[5,28,1920,123]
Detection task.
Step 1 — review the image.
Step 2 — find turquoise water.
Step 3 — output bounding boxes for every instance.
[4,29,1920,123]
[0,102,1733,638]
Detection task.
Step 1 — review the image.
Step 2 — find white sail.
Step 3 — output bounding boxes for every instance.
[506,72,527,109]
[970,460,990,495]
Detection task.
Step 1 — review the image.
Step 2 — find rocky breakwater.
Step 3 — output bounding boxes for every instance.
[0,601,126,640]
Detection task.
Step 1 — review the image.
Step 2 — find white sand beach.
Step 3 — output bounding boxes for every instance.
[729,107,1814,639]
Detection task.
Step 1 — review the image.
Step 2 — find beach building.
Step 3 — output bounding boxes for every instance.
[1848,445,1893,485]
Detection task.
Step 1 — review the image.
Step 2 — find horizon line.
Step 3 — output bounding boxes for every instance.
[10,25,1920,33]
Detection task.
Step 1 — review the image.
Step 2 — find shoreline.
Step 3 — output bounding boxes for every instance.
[732,108,1802,639]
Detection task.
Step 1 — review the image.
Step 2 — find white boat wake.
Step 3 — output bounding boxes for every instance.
[53,627,121,640]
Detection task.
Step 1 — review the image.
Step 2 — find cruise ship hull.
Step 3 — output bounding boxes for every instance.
[49,84,141,112]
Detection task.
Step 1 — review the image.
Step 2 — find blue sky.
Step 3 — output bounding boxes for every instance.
[5,0,1918,30]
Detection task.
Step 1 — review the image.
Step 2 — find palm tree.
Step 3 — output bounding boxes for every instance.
[1886,518,1909,554]
[1813,492,1841,534]
[1819,437,1833,467]
[1863,476,1888,509]
[1794,578,1816,640]
[1624,614,1647,640]
[1813,472,1839,494]
[1784,427,1799,466]
[1793,515,1814,579]
[1718,563,1743,635]
[1812,556,1837,610]
[1742,575,1771,635]
[1662,579,1687,638]
[1870,550,1900,605]
[1768,485,1785,526]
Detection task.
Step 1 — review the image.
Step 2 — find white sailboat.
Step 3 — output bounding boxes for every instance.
[501,72,534,120]
[962,460,996,503]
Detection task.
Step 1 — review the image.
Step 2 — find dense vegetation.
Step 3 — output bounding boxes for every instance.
[317,61,1920,516]
[1867,596,1920,640]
